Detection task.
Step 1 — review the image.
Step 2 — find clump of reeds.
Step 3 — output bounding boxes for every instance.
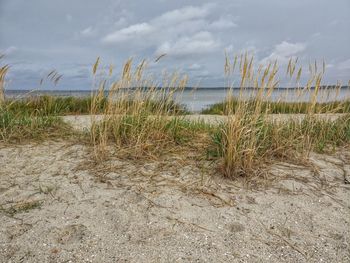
[0,54,9,107]
[213,53,350,178]
[0,60,72,142]
[2,51,349,179]
[89,57,191,158]
[0,108,70,142]
[202,98,350,114]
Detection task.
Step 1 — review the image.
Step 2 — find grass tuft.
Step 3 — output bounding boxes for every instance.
[213,54,350,178]
[89,58,191,158]
[202,99,350,115]
[0,108,72,142]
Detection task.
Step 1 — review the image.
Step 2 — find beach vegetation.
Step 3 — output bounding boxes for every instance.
[1,54,349,179]
[212,53,350,178]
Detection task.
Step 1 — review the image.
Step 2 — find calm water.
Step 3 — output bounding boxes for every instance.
[5,87,350,112]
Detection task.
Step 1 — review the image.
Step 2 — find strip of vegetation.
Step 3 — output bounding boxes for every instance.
[202,99,350,115]
[4,95,188,116]
[89,58,194,157]
[0,108,73,142]
[208,54,350,178]
[5,96,104,115]
[209,114,350,177]
[2,55,350,180]
[91,116,213,156]
[87,56,350,178]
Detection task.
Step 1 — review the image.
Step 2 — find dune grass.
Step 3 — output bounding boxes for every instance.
[211,54,350,178]
[5,96,105,116]
[0,108,72,142]
[89,58,196,158]
[0,58,74,142]
[202,98,350,115]
[4,94,188,116]
[210,115,350,175]
[1,54,350,179]
[88,55,350,180]
[0,57,9,106]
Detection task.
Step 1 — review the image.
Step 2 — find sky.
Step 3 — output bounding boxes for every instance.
[0,0,349,89]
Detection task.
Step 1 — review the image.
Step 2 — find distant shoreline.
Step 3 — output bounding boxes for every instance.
[4,86,350,112]
[4,85,350,93]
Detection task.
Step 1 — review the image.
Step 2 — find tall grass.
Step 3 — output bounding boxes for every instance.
[89,58,191,158]
[5,95,106,116]
[0,58,73,142]
[213,53,350,178]
[1,52,349,179]
[0,55,9,106]
[202,98,350,115]
[0,108,70,142]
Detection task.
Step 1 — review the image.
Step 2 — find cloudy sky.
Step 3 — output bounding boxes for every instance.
[0,0,349,89]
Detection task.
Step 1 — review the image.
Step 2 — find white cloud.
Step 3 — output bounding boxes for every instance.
[155,31,220,57]
[102,23,154,43]
[101,3,225,58]
[261,41,307,65]
[196,70,210,78]
[273,41,306,57]
[102,4,214,46]
[152,4,213,26]
[80,26,95,37]
[188,63,202,70]
[209,17,237,30]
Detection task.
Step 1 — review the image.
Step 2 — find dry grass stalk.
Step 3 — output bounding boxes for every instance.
[216,52,350,178]
[89,57,189,159]
[1,51,349,180]
[0,60,9,107]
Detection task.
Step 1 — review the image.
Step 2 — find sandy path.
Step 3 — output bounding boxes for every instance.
[63,114,346,131]
[0,141,349,262]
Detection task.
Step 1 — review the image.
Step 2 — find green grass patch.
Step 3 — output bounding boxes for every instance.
[209,114,350,177]
[202,99,350,115]
[0,107,73,142]
[91,116,212,156]
[5,95,106,116]
[5,95,188,116]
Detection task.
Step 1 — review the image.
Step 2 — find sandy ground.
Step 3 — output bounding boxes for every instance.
[63,114,346,131]
[0,137,349,262]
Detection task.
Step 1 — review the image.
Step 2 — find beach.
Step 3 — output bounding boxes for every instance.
[62,113,347,131]
[0,117,349,262]
[2,0,350,261]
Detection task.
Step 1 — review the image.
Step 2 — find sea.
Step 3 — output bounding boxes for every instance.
[4,87,350,112]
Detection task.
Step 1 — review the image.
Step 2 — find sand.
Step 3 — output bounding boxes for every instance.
[0,116,350,262]
[62,114,346,131]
